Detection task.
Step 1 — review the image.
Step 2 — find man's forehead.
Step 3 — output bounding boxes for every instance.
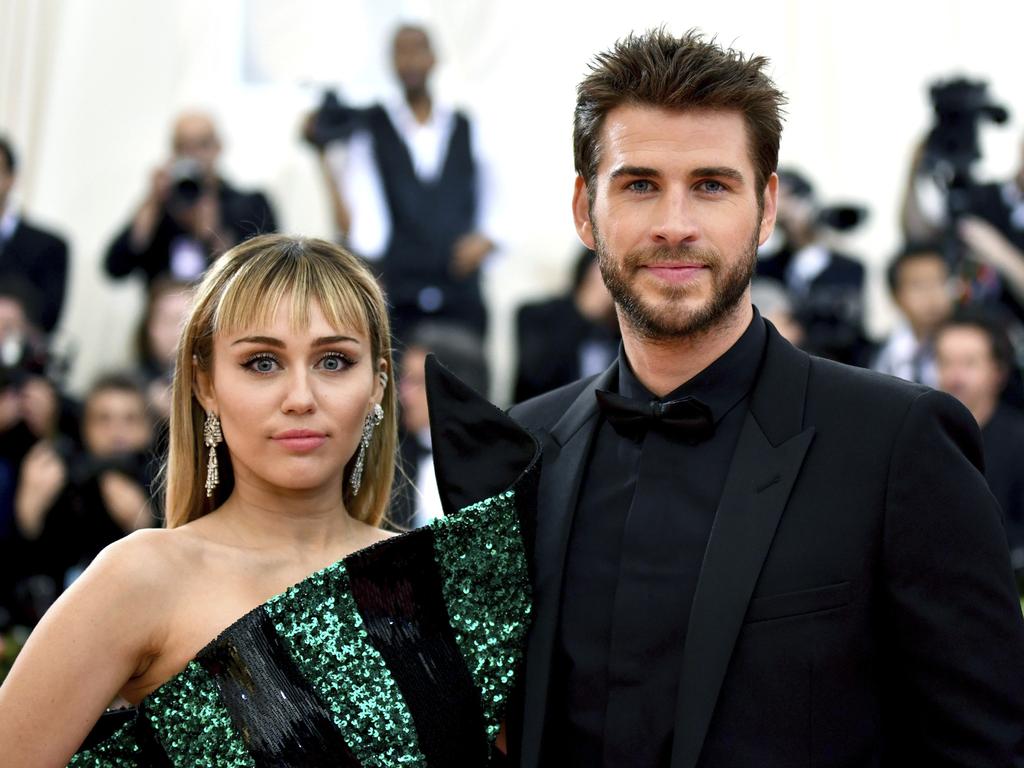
[598,105,751,168]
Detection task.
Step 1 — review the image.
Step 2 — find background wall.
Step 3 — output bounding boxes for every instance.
[2,0,1022,401]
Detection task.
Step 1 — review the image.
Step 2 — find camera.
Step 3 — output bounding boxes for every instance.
[167,157,208,212]
[304,90,361,149]
[924,77,1009,182]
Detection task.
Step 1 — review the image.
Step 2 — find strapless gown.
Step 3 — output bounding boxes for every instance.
[70,356,538,767]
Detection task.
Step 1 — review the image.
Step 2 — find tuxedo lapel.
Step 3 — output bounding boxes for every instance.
[519,363,616,768]
[670,327,815,768]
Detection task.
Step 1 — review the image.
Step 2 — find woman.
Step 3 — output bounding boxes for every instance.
[0,235,537,766]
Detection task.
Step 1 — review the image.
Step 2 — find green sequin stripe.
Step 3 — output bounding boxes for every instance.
[431,488,532,743]
[144,660,256,768]
[68,720,140,767]
[264,562,427,767]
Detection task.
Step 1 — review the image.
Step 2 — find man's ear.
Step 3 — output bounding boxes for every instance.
[758,172,780,246]
[572,175,597,250]
[193,360,217,413]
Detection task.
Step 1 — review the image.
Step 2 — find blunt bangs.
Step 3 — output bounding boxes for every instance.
[211,240,372,345]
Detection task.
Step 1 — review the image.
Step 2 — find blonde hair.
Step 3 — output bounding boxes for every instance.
[163,234,396,529]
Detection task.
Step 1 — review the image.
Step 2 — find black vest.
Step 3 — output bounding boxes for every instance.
[366,105,478,307]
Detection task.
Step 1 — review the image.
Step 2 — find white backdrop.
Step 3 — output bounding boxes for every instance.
[2,0,1023,401]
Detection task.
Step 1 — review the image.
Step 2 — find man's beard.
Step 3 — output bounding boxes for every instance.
[595,225,760,341]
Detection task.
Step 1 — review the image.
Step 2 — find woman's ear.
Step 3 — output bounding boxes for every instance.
[373,358,389,405]
[193,357,217,413]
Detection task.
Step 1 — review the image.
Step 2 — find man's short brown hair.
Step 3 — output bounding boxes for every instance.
[574,29,786,200]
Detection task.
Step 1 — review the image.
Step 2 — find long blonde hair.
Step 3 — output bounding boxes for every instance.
[163,235,397,529]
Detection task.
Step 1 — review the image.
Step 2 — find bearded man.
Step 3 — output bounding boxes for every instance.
[508,29,1024,768]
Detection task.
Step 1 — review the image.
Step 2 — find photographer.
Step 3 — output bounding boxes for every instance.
[104,111,277,285]
[12,373,154,625]
[756,168,869,365]
[901,79,1024,323]
[0,136,68,334]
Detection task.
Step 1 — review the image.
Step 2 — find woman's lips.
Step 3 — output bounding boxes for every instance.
[272,430,327,452]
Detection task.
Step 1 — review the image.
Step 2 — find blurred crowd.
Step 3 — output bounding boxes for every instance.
[2,23,1024,659]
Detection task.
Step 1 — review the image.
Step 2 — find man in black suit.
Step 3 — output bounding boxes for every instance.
[508,29,1024,767]
[514,249,619,403]
[0,136,68,333]
[756,168,868,365]
[104,111,277,285]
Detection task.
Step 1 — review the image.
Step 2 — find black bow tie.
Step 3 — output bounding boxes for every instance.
[595,389,715,444]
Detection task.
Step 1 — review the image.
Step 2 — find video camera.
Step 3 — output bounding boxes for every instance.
[922,77,1010,269]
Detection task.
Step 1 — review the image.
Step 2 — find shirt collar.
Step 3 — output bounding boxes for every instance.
[0,199,19,241]
[616,308,767,424]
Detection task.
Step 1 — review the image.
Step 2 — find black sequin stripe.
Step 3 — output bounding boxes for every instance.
[346,527,490,768]
[197,608,363,768]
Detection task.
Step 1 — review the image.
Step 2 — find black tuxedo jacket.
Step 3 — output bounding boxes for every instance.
[0,218,68,332]
[508,322,1024,767]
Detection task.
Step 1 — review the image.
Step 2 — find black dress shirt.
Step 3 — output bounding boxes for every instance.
[547,312,767,768]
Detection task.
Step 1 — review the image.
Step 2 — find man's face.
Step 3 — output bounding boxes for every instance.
[936,326,1003,419]
[0,153,14,210]
[392,27,435,93]
[172,114,221,177]
[573,106,777,341]
[83,389,152,457]
[893,255,952,336]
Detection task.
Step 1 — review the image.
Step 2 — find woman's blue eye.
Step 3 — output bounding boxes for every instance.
[319,353,351,372]
[243,355,279,373]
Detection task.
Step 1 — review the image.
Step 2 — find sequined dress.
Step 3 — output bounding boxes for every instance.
[70,357,538,767]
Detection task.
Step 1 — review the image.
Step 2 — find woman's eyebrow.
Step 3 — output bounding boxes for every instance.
[230,335,361,347]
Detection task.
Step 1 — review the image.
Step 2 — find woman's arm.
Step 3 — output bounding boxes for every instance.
[0,530,172,767]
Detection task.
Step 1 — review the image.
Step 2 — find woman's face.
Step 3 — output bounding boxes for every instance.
[196,297,385,498]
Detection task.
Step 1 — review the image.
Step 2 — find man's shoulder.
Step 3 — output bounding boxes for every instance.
[509,374,600,430]
[12,218,68,252]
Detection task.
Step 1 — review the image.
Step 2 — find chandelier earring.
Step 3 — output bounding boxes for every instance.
[350,403,384,496]
[204,411,223,498]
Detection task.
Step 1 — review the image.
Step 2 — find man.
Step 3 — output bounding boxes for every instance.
[872,243,954,387]
[0,135,68,333]
[756,168,867,364]
[313,24,499,342]
[936,309,1024,578]
[392,321,489,530]
[509,30,1024,767]
[514,248,618,403]
[903,130,1024,324]
[104,111,277,285]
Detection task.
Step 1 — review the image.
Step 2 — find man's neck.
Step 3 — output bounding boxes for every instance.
[404,89,432,124]
[620,301,754,397]
[971,398,997,429]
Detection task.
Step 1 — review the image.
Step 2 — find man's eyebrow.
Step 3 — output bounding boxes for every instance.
[692,166,746,183]
[230,335,361,347]
[609,165,662,181]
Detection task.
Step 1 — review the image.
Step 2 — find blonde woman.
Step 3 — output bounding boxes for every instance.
[0,235,537,766]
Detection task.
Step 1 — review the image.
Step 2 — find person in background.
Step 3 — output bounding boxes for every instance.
[514,249,619,403]
[757,168,868,364]
[902,131,1024,324]
[132,277,192,425]
[309,24,501,343]
[105,111,277,285]
[749,277,805,348]
[12,373,154,625]
[0,135,68,334]
[872,243,954,387]
[393,321,489,530]
[935,308,1024,579]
